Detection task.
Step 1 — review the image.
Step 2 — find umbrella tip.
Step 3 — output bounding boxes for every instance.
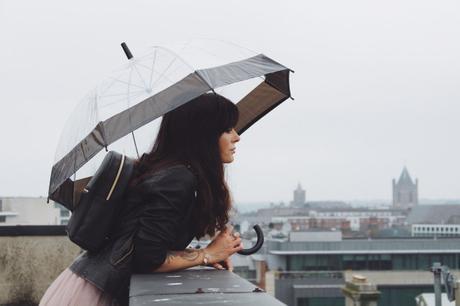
[121,42,133,60]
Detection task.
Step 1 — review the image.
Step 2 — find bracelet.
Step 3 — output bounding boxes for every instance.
[202,249,211,265]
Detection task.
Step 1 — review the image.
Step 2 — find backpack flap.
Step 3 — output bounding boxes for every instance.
[67,151,135,252]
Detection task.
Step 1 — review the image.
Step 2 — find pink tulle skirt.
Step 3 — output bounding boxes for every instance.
[39,268,116,306]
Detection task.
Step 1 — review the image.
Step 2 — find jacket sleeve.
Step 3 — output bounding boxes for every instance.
[132,166,196,273]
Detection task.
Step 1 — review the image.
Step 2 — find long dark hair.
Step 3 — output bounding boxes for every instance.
[133,93,239,238]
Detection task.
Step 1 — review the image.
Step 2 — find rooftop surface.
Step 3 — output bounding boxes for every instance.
[267,238,460,254]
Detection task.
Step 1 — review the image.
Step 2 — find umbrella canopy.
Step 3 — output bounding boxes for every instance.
[49,39,292,207]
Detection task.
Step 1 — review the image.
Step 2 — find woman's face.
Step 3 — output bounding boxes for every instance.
[219,128,240,163]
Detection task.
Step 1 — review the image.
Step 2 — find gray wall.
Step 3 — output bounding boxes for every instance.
[0,236,80,305]
[274,272,344,306]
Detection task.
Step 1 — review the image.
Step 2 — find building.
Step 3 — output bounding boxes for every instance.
[291,183,306,207]
[0,197,67,225]
[289,229,342,242]
[0,198,18,222]
[306,201,350,210]
[412,224,460,237]
[272,208,406,233]
[406,204,460,237]
[261,238,460,306]
[393,167,418,209]
[406,204,460,225]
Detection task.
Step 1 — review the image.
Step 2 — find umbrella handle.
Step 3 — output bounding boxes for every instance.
[237,224,264,255]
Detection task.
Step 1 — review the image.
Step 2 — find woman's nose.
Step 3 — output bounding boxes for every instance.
[233,130,240,142]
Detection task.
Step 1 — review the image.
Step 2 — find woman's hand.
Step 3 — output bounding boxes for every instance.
[211,257,233,272]
[205,227,243,267]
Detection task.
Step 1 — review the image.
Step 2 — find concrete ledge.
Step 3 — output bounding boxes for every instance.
[130,268,286,305]
[0,235,80,305]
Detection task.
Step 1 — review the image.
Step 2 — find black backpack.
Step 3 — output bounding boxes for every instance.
[67,151,135,252]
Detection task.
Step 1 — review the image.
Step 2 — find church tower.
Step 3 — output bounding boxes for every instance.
[292,183,306,207]
[392,167,418,209]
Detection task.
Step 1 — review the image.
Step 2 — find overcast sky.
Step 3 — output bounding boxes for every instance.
[1,0,459,204]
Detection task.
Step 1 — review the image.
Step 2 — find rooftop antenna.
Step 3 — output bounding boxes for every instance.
[431,263,456,306]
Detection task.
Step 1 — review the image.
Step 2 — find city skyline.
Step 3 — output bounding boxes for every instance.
[1,0,460,202]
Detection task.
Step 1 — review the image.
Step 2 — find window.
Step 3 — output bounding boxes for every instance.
[418,254,430,269]
[0,216,5,223]
[60,210,70,217]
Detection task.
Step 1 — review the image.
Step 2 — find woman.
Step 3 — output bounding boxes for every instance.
[40,93,243,306]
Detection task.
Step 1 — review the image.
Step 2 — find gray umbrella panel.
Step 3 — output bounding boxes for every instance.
[49,53,291,205]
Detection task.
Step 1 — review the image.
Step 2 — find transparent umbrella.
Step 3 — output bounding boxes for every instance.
[48,39,293,208]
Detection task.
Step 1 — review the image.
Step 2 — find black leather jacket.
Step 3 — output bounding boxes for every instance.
[70,165,197,305]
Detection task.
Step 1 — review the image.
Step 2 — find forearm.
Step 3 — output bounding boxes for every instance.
[154,248,205,273]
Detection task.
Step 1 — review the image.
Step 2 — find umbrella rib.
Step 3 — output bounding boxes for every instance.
[149,56,179,93]
[155,45,196,71]
[98,90,146,98]
[134,62,179,87]
[126,66,140,158]
[142,45,202,90]
[98,91,145,108]
[194,71,214,92]
[99,69,134,95]
[132,64,150,92]
[133,52,191,90]
[148,49,157,90]
[108,77,146,90]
